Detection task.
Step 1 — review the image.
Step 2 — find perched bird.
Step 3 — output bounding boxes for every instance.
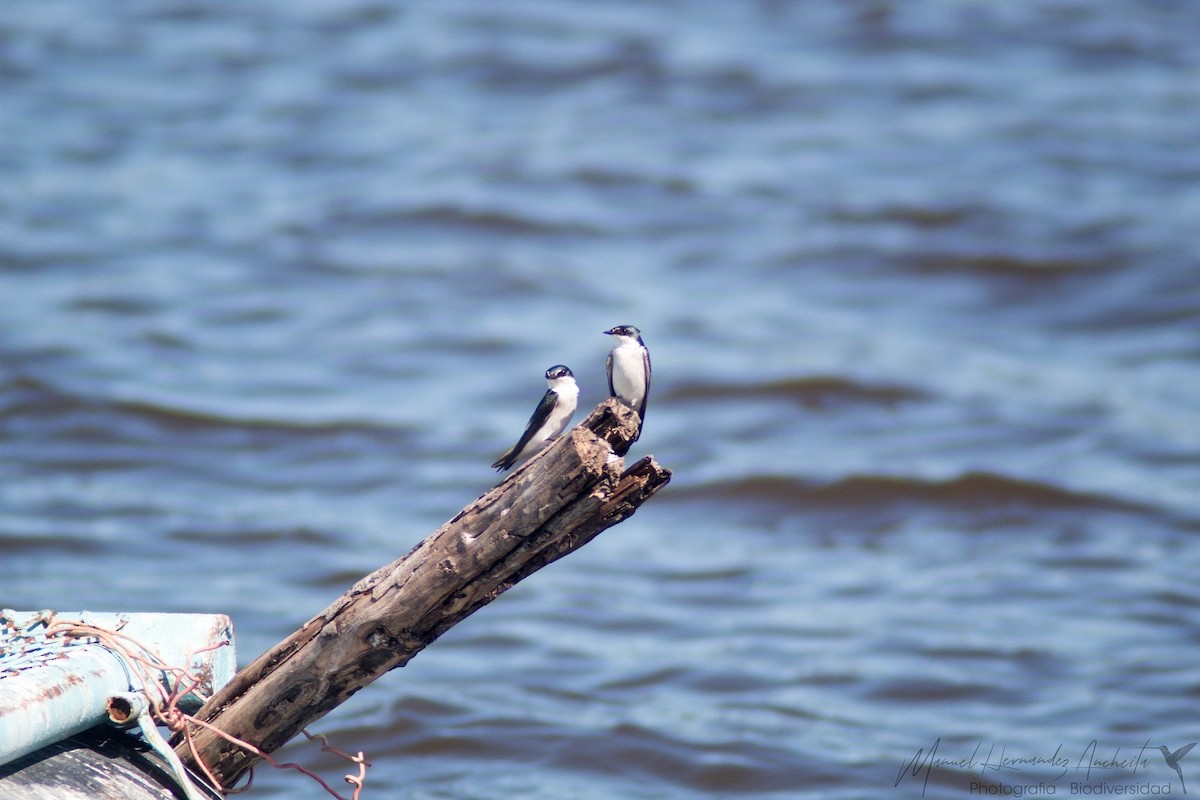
[491,365,580,472]
[603,324,651,427]
[1158,743,1197,794]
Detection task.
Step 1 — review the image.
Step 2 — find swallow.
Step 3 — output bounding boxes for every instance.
[491,365,579,471]
[603,324,651,431]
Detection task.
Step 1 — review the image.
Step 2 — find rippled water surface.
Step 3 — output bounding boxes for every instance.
[3,2,1199,798]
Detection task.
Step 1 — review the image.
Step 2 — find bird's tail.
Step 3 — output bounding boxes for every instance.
[491,448,517,471]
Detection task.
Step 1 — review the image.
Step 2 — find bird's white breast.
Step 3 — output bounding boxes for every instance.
[610,343,646,406]
[542,379,579,438]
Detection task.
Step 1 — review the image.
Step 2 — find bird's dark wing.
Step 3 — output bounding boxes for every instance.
[606,351,616,397]
[490,449,517,471]
[1174,743,1198,761]
[636,346,651,420]
[491,389,556,472]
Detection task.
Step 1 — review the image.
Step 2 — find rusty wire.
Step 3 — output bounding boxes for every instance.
[34,615,370,800]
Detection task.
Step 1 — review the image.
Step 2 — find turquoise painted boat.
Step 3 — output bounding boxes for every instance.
[0,610,235,799]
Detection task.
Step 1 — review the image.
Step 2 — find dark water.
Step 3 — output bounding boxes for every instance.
[3,2,1199,798]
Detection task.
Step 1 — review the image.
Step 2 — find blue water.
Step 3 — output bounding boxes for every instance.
[3,2,1199,798]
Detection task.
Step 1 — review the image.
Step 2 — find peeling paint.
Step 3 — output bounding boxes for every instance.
[0,610,237,770]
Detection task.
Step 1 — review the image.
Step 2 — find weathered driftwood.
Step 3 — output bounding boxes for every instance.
[174,399,671,791]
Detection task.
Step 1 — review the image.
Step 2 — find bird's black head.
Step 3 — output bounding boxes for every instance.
[545,365,574,380]
[603,324,641,338]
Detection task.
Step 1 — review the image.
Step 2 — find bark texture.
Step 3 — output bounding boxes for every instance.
[175,399,671,790]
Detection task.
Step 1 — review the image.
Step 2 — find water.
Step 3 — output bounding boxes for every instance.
[2,1,1199,798]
